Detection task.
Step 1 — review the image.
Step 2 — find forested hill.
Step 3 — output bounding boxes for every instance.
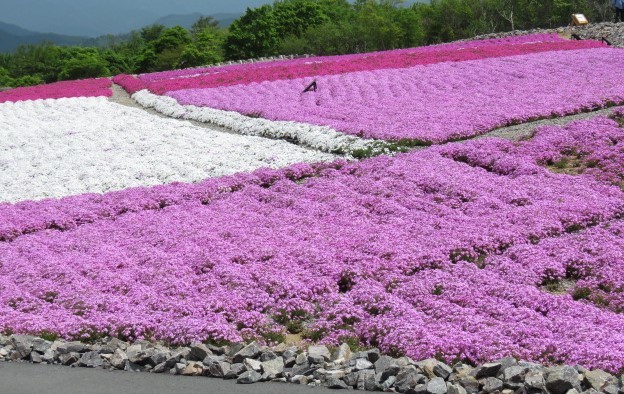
[0,22,91,53]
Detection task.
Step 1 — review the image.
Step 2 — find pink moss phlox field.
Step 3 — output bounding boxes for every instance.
[484,220,624,314]
[112,74,147,95]
[440,116,624,187]
[0,162,338,242]
[2,139,624,370]
[143,38,603,95]
[140,33,567,83]
[0,78,112,103]
[167,48,624,143]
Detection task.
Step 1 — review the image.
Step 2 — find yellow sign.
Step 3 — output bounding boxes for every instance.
[571,14,589,26]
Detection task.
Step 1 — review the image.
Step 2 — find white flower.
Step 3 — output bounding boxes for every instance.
[0,97,336,203]
[132,89,378,154]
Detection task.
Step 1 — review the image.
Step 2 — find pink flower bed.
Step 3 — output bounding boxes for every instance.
[140,34,567,83]
[440,116,624,186]
[0,78,112,103]
[485,220,624,313]
[168,48,624,143]
[2,134,624,370]
[112,74,146,95]
[141,39,603,95]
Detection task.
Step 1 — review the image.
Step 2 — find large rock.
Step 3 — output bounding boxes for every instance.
[545,366,580,394]
[30,352,43,363]
[395,366,426,393]
[10,335,34,359]
[375,355,400,381]
[188,343,212,361]
[237,370,262,384]
[354,358,374,371]
[31,338,52,353]
[233,342,261,363]
[447,383,468,394]
[153,362,168,373]
[367,348,381,363]
[356,370,377,391]
[148,351,169,366]
[259,351,277,362]
[308,345,331,364]
[583,369,616,391]
[503,366,528,384]
[481,377,504,393]
[261,357,284,380]
[181,362,204,376]
[525,370,546,391]
[110,349,128,370]
[417,359,452,380]
[79,351,104,368]
[475,362,502,379]
[208,361,231,378]
[224,363,246,379]
[459,376,480,394]
[60,352,80,366]
[57,341,90,354]
[326,377,349,389]
[244,358,262,372]
[426,377,448,394]
[42,348,57,363]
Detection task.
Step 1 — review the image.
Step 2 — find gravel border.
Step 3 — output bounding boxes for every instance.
[2,334,623,393]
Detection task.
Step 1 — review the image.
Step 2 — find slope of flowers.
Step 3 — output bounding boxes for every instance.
[1,139,624,370]
[483,220,624,313]
[167,48,624,143]
[0,97,335,203]
[136,36,605,95]
[440,116,624,187]
[437,116,624,323]
[0,78,112,103]
[0,161,341,243]
[140,33,567,83]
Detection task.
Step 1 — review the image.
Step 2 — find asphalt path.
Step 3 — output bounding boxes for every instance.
[0,362,335,394]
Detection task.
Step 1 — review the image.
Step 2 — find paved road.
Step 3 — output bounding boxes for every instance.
[0,362,335,394]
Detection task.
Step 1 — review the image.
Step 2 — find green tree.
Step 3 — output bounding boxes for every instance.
[179,29,224,68]
[0,67,14,87]
[58,54,110,81]
[224,5,280,59]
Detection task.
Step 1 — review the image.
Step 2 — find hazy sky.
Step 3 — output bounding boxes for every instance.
[0,0,274,36]
[0,0,425,37]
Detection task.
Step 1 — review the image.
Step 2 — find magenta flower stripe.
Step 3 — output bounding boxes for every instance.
[167,48,624,142]
[139,38,603,95]
[0,78,112,103]
[140,33,567,83]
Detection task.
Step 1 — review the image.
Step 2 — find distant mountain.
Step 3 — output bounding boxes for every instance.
[0,0,269,37]
[0,22,92,52]
[154,12,241,29]
[0,12,240,53]
[0,21,36,37]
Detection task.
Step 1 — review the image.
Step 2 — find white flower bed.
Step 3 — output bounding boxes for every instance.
[132,89,379,154]
[0,97,336,203]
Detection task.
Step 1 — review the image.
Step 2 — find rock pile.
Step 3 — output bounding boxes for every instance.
[1,334,623,393]
[468,22,624,47]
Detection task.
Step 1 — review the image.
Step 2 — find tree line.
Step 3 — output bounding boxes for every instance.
[0,0,614,87]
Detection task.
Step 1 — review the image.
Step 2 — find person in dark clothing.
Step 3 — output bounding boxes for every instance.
[614,0,624,22]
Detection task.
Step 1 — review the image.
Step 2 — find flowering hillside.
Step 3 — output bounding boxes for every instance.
[2,33,624,380]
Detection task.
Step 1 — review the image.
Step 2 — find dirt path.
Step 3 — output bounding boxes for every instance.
[478,107,617,141]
